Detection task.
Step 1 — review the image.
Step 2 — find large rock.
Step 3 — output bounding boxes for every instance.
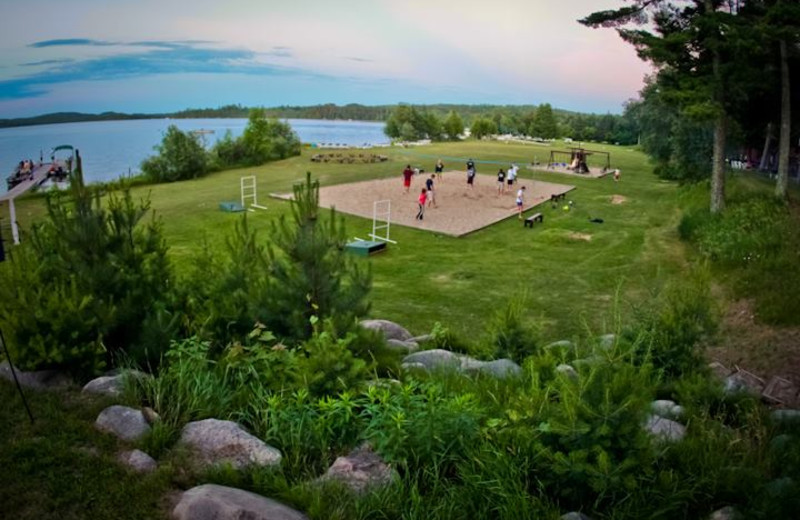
[556,364,579,381]
[95,405,151,442]
[320,443,396,494]
[561,513,592,520]
[0,361,72,390]
[650,400,684,421]
[173,484,308,520]
[543,340,575,357]
[385,339,419,354]
[118,449,157,473]
[401,349,461,371]
[461,358,521,379]
[596,334,616,350]
[724,369,765,396]
[83,370,145,397]
[360,319,413,342]
[708,506,739,520]
[644,414,685,442]
[179,419,282,470]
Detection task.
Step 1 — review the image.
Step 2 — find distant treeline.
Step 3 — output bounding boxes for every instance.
[0,102,631,136]
[0,111,163,129]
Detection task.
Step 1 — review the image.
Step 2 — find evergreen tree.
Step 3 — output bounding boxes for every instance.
[266,172,371,340]
[581,1,754,213]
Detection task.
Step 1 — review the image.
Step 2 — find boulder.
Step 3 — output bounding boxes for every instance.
[83,371,145,397]
[0,361,72,390]
[561,513,593,520]
[173,484,308,520]
[461,358,521,379]
[319,443,396,494]
[360,319,413,342]
[142,406,160,425]
[723,369,765,396]
[118,449,157,473]
[543,340,575,357]
[644,414,685,442]
[410,334,433,344]
[556,364,579,381]
[401,349,461,371]
[596,334,616,350]
[385,339,419,354]
[179,419,282,470]
[95,405,151,442]
[650,400,684,421]
[708,506,739,520]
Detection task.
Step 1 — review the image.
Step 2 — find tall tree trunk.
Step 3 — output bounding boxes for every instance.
[760,122,773,171]
[707,0,726,213]
[776,38,791,199]
[711,114,727,213]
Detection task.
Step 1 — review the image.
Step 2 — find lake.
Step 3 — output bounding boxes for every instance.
[0,118,389,194]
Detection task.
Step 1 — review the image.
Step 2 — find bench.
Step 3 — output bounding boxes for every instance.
[524,213,543,228]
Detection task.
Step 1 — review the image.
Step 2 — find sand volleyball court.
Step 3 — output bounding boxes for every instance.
[274,171,574,237]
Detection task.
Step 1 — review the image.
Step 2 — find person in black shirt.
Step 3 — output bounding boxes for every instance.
[425,174,436,207]
[466,158,476,188]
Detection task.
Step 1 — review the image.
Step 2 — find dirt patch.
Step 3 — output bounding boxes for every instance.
[567,232,592,241]
[706,299,800,388]
[611,195,627,204]
[273,172,574,237]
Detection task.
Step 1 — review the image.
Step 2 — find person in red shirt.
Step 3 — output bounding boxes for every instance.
[416,188,427,220]
[402,165,414,193]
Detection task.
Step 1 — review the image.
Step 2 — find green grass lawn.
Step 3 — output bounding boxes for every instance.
[9,139,687,341]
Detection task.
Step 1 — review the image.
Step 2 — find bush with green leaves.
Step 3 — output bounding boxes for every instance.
[623,268,717,379]
[486,294,540,363]
[238,108,301,166]
[183,218,272,350]
[0,174,174,378]
[141,125,208,183]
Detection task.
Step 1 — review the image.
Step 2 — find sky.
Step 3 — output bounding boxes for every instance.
[0,0,652,118]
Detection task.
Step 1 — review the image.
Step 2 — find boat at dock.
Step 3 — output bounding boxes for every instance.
[5,144,73,192]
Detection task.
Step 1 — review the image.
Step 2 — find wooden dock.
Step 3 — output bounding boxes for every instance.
[0,164,51,202]
[1,163,55,245]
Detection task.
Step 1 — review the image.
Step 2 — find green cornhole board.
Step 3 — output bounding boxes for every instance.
[345,240,387,257]
[219,201,245,212]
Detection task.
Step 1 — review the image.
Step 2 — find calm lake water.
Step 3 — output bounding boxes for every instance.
[0,118,388,194]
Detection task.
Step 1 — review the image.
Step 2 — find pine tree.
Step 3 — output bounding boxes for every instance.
[267,172,371,340]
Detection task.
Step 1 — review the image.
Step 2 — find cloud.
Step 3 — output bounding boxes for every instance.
[29,38,116,48]
[264,46,292,58]
[344,56,372,63]
[20,58,75,67]
[0,41,329,101]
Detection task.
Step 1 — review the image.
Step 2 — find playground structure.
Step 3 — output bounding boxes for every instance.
[544,147,612,177]
[241,176,268,211]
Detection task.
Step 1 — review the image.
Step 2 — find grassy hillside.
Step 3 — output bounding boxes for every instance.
[12,139,685,340]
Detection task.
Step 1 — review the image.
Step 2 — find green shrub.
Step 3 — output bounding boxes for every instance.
[0,177,174,378]
[295,320,370,398]
[183,218,271,350]
[141,125,208,182]
[626,268,717,379]
[486,294,539,363]
[239,108,302,166]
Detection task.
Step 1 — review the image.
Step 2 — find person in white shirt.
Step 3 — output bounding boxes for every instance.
[516,186,526,219]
